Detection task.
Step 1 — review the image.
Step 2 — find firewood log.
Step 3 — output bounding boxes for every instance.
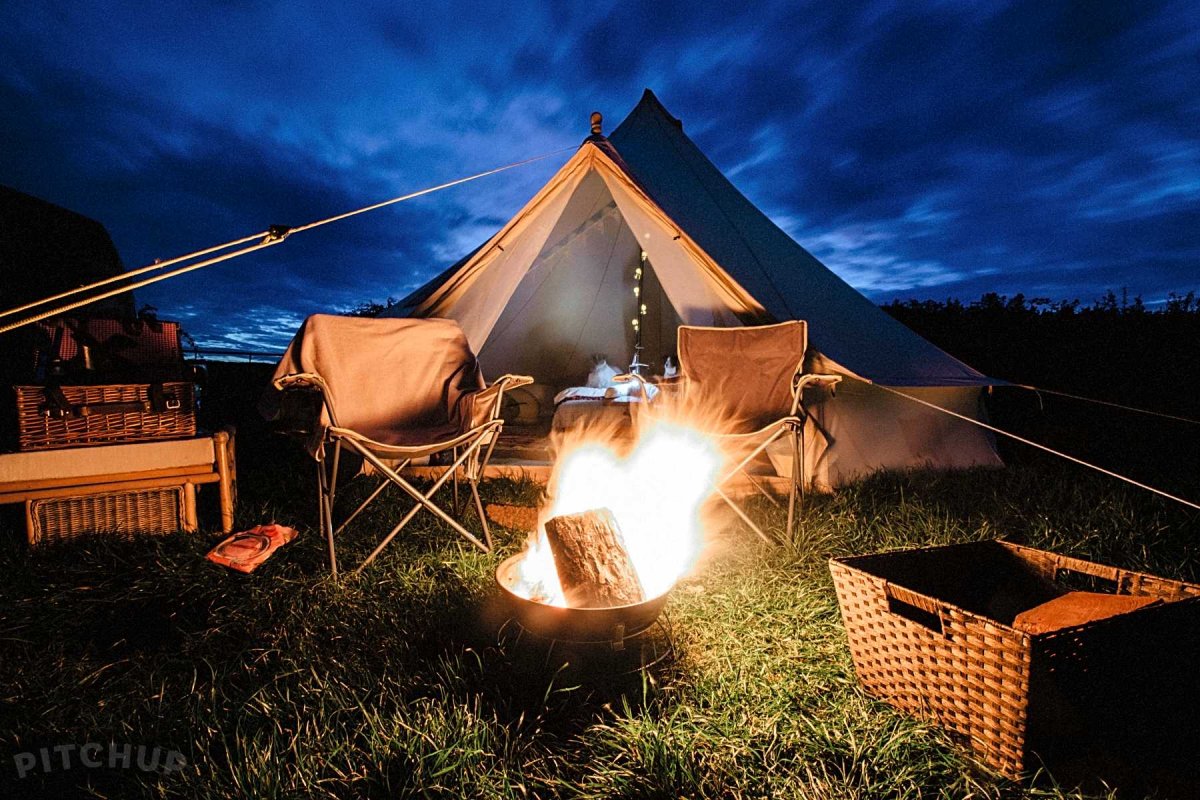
[543,507,645,608]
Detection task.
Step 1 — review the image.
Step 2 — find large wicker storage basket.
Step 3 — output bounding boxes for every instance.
[28,485,187,545]
[14,382,195,451]
[830,540,1200,781]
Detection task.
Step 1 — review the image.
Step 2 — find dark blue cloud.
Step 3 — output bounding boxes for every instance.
[1,0,1197,350]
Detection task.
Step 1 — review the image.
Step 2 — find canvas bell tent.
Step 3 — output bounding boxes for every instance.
[389,90,1001,487]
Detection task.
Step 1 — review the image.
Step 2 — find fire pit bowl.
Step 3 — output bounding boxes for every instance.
[495,554,671,644]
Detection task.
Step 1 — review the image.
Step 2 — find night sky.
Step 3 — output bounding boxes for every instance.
[2,1,1197,352]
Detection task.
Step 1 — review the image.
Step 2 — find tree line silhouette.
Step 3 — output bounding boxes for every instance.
[882,290,1200,415]
[883,291,1200,487]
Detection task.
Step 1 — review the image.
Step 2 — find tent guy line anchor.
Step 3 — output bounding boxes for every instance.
[0,145,576,335]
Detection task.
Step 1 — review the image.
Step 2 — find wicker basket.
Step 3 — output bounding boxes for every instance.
[830,540,1200,779]
[28,485,187,545]
[14,382,195,451]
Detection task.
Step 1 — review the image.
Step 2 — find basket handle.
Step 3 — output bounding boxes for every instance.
[1006,542,1134,592]
[39,383,181,419]
[884,582,949,636]
[1047,553,1137,593]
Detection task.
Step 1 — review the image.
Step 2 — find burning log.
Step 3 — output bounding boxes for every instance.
[543,507,645,608]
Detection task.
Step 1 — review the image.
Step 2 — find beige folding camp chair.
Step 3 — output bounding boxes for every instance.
[669,321,841,544]
[267,314,531,576]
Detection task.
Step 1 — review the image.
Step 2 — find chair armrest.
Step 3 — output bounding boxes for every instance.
[791,373,843,415]
[274,372,329,394]
[273,372,338,428]
[496,374,535,390]
[794,373,843,392]
[471,374,534,422]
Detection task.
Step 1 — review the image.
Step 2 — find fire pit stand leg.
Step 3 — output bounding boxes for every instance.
[637,611,675,672]
[610,623,626,651]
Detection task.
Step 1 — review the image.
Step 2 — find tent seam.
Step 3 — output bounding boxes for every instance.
[564,211,626,372]
[647,108,793,319]
[483,182,614,352]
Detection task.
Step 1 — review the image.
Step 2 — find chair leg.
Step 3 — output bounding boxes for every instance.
[714,486,777,545]
[316,455,338,577]
[347,438,490,573]
[451,446,461,513]
[329,440,343,500]
[713,426,790,544]
[787,426,800,544]
[740,469,783,509]
[470,478,492,550]
[334,477,392,536]
[357,475,487,572]
[472,432,503,551]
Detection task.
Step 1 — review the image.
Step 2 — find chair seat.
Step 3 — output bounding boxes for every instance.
[328,418,503,463]
[357,420,465,449]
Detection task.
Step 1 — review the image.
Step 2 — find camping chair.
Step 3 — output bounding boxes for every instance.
[668,321,841,544]
[267,314,532,576]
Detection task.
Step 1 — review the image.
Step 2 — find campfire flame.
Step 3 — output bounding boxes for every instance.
[512,420,723,607]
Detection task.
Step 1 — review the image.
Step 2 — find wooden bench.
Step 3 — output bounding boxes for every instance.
[0,429,236,545]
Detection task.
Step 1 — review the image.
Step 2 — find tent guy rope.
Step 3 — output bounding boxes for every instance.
[0,145,576,336]
[1006,384,1200,428]
[865,379,1200,512]
[0,232,267,323]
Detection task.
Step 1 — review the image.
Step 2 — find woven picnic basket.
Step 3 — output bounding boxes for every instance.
[830,540,1200,779]
[14,382,195,451]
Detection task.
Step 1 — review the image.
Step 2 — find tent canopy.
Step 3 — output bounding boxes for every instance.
[393,90,994,389]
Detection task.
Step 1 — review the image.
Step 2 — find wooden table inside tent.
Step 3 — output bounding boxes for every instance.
[0,430,236,545]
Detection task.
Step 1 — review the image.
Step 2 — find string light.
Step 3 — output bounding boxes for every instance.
[629,250,650,374]
[631,252,647,331]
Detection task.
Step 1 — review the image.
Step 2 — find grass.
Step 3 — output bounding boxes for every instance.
[1,427,1198,797]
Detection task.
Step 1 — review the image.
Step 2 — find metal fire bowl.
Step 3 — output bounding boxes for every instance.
[495,554,671,644]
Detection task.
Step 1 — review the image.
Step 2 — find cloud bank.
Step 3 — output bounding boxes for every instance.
[2,0,1196,349]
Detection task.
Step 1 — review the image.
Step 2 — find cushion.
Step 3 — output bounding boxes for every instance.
[1012,591,1161,634]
